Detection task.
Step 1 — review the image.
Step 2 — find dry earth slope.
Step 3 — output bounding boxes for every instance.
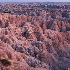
[0,13,70,70]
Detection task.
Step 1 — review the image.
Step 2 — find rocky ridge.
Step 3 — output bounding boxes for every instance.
[0,12,70,70]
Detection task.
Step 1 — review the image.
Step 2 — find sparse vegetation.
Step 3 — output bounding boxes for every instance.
[0,59,11,66]
[0,2,70,70]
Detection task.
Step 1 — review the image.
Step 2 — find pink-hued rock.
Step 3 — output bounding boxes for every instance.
[0,12,70,70]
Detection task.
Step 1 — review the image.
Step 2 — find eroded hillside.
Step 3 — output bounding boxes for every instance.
[0,3,70,70]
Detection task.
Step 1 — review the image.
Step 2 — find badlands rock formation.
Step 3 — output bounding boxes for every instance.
[0,3,70,70]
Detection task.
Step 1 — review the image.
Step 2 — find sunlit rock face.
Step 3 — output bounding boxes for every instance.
[0,3,70,70]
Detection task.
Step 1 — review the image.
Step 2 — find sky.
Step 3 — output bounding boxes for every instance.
[0,0,70,2]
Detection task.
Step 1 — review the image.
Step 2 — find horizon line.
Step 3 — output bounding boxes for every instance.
[0,1,70,3]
